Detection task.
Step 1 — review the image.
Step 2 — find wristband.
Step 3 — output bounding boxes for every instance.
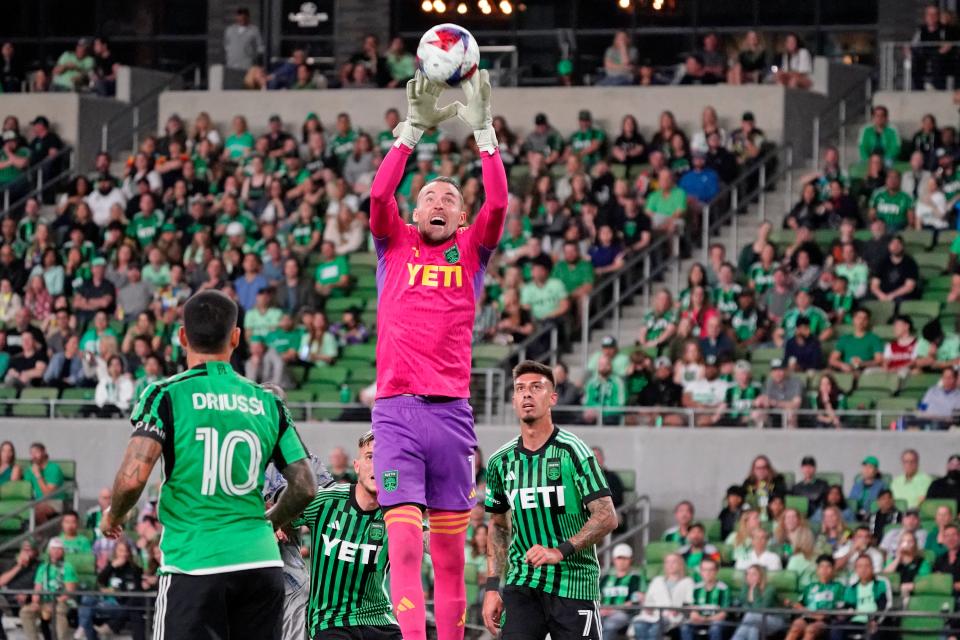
[484,576,501,592]
[558,541,576,559]
[474,126,499,156]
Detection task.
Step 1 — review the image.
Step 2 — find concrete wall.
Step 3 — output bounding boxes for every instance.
[76,97,128,171]
[0,93,82,152]
[5,419,951,532]
[115,66,174,104]
[160,85,800,149]
[872,90,958,136]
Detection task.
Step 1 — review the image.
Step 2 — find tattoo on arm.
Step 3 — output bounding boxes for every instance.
[568,496,618,552]
[487,512,510,578]
[266,459,316,530]
[110,436,162,523]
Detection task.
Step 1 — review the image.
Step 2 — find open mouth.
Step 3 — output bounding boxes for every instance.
[430,216,445,226]
[522,402,535,410]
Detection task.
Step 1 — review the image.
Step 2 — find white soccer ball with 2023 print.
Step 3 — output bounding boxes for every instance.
[416,23,480,87]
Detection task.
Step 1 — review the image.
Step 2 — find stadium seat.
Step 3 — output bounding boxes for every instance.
[900,300,942,327]
[701,518,722,543]
[860,300,895,324]
[644,541,679,563]
[901,594,953,640]
[815,471,843,488]
[644,563,662,579]
[0,500,28,533]
[872,324,896,341]
[938,230,959,248]
[917,251,951,280]
[339,343,376,365]
[915,573,953,596]
[876,397,918,425]
[857,371,900,394]
[349,252,378,269]
[831,372,856,394]
[57,387,95,418]
[902,229,935,253]
[306,366,350,387]
[13,387,58,417]
[716,543,734,565]
[920,498,957,520]
[325,296,365,315]
[313,388,346,421]
[767,570,798,594]
[717,567,744,589]
[785,495,808,515]
[844,392,877,410]
[473,343,510,368]
[614,469,636,493]
[285,390,314,422]
[750,347,782,365]
[0,480,30,500]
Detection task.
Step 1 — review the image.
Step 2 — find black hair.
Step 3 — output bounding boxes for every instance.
[688,522,705,532]
[183,290,238,354]
[815,554,835,566]
[877,489,893,499]
[512,360,555,386]
[62,509,79,519]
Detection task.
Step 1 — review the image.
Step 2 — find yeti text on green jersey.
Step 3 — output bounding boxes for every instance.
[294,483,395,635]
[485,427,611,600]
[130,361,308,574]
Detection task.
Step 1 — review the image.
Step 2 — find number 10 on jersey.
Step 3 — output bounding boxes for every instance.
[196,427,263,496]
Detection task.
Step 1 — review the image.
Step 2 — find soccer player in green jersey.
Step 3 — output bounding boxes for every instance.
[100,290,317,640]
[295,430,401,640]
[784,555,845,640]
[483,360,618,640]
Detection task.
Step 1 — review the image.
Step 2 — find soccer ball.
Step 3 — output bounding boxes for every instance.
[416,23,480,87]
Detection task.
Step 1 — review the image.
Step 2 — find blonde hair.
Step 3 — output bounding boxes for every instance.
[791,526,816,560]
[733,510,759,547]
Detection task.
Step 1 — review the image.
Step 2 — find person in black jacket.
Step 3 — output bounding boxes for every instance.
[78,540,145,640]
[742,454,787,513]
[0,539,39,639]
[926,454,960,503]
[719,485,746,540]
[791,456,829,517]
[638,356,685,426]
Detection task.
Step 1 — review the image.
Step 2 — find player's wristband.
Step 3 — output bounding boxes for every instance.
[557,541,576,559]
[484,577,501,592]
[474,126,499,156]
[393,121,424,149]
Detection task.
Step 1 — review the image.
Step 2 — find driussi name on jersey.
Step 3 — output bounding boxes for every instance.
[192,393,266,415]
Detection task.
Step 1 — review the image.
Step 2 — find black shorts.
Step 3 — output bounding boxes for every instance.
[154,567,284,640]
[501,585,601,640]
[313,625,403,640]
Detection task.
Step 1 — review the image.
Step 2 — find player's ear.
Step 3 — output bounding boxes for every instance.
[229,326,241,350]
[177,325,188,351]
[549,390,558,408]
[458,209,467,226]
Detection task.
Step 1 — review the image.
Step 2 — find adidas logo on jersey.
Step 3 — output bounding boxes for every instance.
[191,393,266,416]
[505,470,517,481]
[328,520,341,530]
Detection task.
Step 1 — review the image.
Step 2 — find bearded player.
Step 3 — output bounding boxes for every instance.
[369,67,507,640]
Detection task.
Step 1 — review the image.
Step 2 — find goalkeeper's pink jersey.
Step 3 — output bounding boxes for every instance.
[369,144,507,399]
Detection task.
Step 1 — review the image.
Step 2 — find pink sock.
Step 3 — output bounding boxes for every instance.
[429,510,470,640]
[384,505,427,640]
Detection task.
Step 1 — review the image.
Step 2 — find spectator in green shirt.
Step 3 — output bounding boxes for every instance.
[24,442,65,524]
[243,287,283,339]
[551,241,595,314]
[645,169,687,235]
[52,39,95,91]
[0,130,30,188]
[680,557,729,640]
[828,308,884,373]
[385,37,416,87]
[377,108,401,156]
[868,170,914,232]
[57,510,93,556]
[20,538,76,640]
[890,448,933,509]
[314,240,351,300]
[588,335,631,378]
[266,313,304,367]
[858,106,902,164]
[223,115,255,162]
[583,355,626,425]
[520,262,569,321]
[566,109,607,168]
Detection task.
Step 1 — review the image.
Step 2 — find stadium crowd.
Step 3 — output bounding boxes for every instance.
[0,39,118,96]
[0,98,770,416]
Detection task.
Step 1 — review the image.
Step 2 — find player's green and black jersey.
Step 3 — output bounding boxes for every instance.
[690,581,731,616]
[294,483,395,635]
[485,427,611,601]
[130,361,308,575]
[800,580,845,612]
[599,572,645,606]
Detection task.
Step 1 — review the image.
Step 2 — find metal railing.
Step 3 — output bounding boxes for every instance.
[811,75,873,168]
[879,39,960,91]
[598,494,651,565]
[701,143,796,268]
[0,481,80,551]
[100,64,202,160]
[0,145,75,216]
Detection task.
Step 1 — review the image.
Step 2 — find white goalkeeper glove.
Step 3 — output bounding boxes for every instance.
[456,69,498,155]
[393,70,461,149]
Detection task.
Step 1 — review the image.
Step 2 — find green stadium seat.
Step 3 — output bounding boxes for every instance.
[13,387,58,417]
[717,567,741,588]
[613,469,636,492]
[340,343,376,365]
[926,275,954,293]
[609,164,627,180]
[0,480,31,500]
[902,229,935,252]
[716,543,734,565]
[644,541,679,563]
[876,396,918,425]
[900,300,942,327]
[306,366,350,386]
[750,347,782,365]
[920,498,957,520]
[0,500,27,533]
[769,230,794,250]
[813,230,839,248]
[768,570,798,594]
[785,495,809,515]
[701,518,722,543]
[627,164,650,181]
[349,252,378,269]
[902,373,942,394]
[860,300,895,324]
[284,390,314,422]
[872,324,896,341]
[313,388,346,421]
[349,366,377,385]
[473,343,510,368]
[901,594,953,640]
[57,387,95,418]
[917,251,950,280]
[857,371,901,394]
[915,572,953,595]
[831,373,856,394]
[815,471,844,488]
[781,471,795,489]
[644,563,662,580]
[325,296,365,315]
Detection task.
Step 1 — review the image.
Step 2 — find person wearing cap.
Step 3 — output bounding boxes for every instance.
[792,457,829,517]
[729,111,765,168]
[583,355,626,425]
[678,148,720,208]
[890,449,933,510]
[682,354,729,427]
[27,115,64,166]
[19,537,77,640]
[717,360,763,427]
[719,486,746,540]
[520,113,563,166]
[588,335,630,378]
[598,544,644,640]
[116,262,154,319]
[52,38,94,91]
[0,128,29,189]
[927,455,960,504]
[758,358,802,429]
[849,457,889,522]
[638,355,685,426]
[638,289,677,354]
[858,105,901,164]
[565,110,606,169]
